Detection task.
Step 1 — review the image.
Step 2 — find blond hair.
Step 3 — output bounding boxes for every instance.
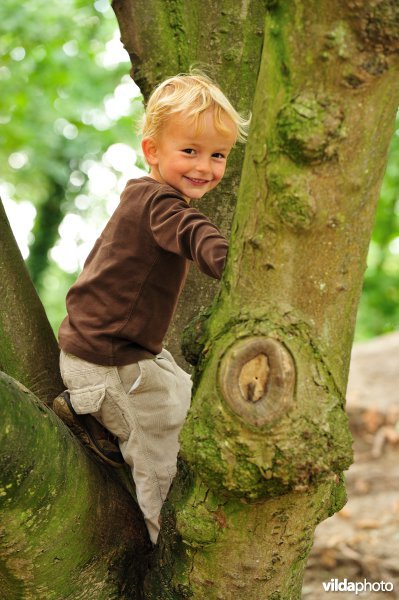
[140,71,250,144]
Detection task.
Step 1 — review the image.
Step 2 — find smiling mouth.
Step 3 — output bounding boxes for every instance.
[184,176,210,185]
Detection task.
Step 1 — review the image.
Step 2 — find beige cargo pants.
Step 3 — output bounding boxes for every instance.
[59,348,192,544]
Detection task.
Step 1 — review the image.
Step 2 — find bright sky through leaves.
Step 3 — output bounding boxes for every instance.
[2,24,146,268]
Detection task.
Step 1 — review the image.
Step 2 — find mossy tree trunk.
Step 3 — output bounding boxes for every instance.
[0,198,63,406]
[126,1,397,598]
[0,371,149,599]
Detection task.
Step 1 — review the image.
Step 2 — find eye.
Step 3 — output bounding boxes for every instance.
[182,148,195,155]
[212,152,226,159]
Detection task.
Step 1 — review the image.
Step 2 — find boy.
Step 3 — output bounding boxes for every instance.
[54,72,250,544]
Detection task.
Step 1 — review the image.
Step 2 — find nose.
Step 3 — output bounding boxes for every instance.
[195,156,211,174]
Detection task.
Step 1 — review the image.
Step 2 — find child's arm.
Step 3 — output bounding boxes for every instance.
[150,193,228,279]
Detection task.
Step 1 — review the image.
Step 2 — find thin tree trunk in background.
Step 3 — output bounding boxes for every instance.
[112,0,267,368]
[26,180,65,292]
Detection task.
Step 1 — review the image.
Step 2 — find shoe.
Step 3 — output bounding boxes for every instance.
[53,391,125,468]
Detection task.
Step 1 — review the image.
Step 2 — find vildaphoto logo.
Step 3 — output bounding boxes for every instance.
[322,578,394,594]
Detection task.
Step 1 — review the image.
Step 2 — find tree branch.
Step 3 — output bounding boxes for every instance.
[0,371,149,598]
[0,197,63,405]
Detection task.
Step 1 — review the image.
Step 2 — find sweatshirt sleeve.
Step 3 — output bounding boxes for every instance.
[149,192,228,280]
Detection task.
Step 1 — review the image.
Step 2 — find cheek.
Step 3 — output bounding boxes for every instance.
[174,158,189,173]
[213,165,226,181]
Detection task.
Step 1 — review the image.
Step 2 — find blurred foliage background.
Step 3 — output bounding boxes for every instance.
[1,0,398,343]
[355,128,399,340]
[0,0,146,329]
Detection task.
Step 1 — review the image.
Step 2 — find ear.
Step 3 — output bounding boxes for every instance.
[141,137,159,166]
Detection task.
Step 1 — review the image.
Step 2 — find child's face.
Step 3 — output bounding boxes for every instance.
[142,110,236,201]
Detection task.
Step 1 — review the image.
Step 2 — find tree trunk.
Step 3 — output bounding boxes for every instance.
[0,199,63,405]
[140,1,399,597]
[0,371,149,599]
[26,180,65,292]
[112,0,267,368]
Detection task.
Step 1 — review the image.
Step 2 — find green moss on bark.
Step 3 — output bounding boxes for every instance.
[0,199,63,405]
[277,93,346,164]
[145,475,344,599]
[180,323,353,501]
[0,372,148,599]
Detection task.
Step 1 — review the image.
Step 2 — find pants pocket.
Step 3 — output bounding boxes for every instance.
[117,362,141,394]
[69,383,106,414]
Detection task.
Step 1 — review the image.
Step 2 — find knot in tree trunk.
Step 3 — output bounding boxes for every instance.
[220,337,295,427]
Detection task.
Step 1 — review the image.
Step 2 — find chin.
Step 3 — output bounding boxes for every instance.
[189,192,207,201]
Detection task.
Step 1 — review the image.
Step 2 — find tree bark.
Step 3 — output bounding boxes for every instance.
[112,0,267,367]
[0,371,149,599]
[141,1,399,597]
[0,198,63,405]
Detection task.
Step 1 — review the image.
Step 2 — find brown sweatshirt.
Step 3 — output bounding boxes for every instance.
[58,176,228,365]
